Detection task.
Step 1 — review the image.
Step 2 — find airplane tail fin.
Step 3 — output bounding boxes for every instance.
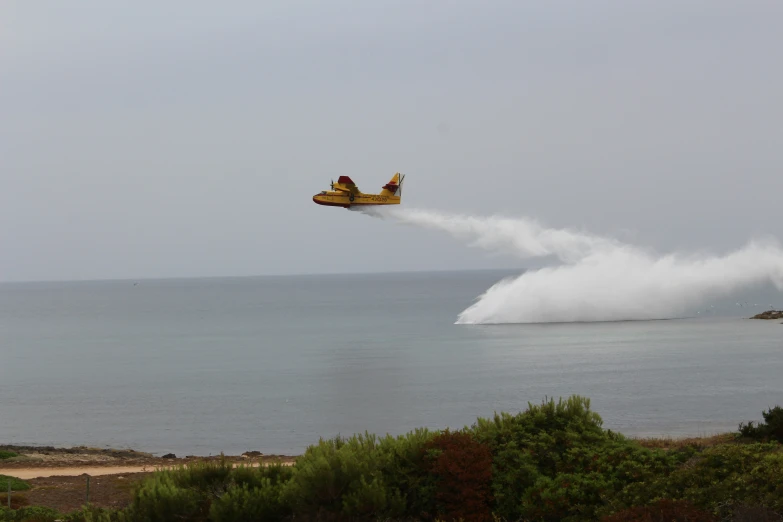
[379,172,404,197]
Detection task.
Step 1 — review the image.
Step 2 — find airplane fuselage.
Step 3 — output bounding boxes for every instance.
[312,191,401,208]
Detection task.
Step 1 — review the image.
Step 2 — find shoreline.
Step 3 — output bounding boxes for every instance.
[1,433,735,480]
[0,444,297,480]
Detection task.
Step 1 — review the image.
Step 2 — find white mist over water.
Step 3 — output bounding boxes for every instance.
[359,207,783,324]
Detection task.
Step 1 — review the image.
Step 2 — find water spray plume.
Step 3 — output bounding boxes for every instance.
[359,207,783,324]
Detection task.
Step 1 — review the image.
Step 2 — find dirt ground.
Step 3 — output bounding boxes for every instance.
[0,444,297,513]
[7,472,153,512]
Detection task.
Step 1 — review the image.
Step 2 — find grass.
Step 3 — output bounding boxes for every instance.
[109,475,146,493]
[0,475,30,492]
[0,452,18,461]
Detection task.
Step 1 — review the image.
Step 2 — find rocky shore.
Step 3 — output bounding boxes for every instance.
[750,310,783,320]
[0,444,296,470]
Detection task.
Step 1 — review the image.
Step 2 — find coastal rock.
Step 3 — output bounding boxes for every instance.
[161,453,176,459]
[242,451,263,459]
[750,310,783,320]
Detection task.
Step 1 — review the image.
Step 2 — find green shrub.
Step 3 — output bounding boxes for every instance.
[166,457,235,498]
[469,396,686,521]
[0,452,18,461]
[117,460,300,522]
[122,457,259,521]
[0,476,30,492]
[522,472,618,522]
[61,505,126,522]
[209,462,294,521]
[372,428,437,517]
[471,396,606,520]
[0,505,62,522]
[739,405,783,443]
[604,443,783,520]
[231,462,293,490]
[666,443,783,517]
[0,505,125,522]
[272,427,437,520]
[209,481,291,522]
[125,473,205,522]
[280,432,408,520]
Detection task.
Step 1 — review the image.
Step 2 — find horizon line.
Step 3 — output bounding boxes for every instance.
[0,266,528,285]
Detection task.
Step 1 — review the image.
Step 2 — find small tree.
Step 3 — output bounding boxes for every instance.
[738,405,783,443]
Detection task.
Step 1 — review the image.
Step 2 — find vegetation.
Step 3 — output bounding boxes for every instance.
[738,405,783,443]
[0,452,18,461]
[2,396,782,521]
[0,506,118,522]
[0,476,29,493]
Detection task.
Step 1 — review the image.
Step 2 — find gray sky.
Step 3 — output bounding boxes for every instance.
[2,1,782,282]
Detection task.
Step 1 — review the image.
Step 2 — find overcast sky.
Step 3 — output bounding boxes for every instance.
[2,1,782,282]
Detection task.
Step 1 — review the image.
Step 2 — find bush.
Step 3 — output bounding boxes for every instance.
[730,504,783,522]
[471,396,607,520]
[122,440,435,521]
[364,429,437,518]
[166,458,235,498]
[469,396,686,522]
[231,462,293,490]
[600,498,718,521]
[209,481,291,522]
[279,431,421,520]
[61,506,126,522]
[209,462,293,521]
[0,476,30,492]
[6,494,28,511]
[739,405,783,443]
[125,472,206,522]
[665,443,783,517]
[423,430,493,522]
[0,452,18,461]
[605,443,783,520]
[0,506,62,522]
[123,458,294,522]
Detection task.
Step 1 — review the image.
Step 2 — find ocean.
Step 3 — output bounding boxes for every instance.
[1,270,782,457]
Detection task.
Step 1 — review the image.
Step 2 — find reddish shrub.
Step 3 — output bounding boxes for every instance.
[423,430,493,522]
[601,499,718,522]
[9,493,29,509]
[731,504,783,522]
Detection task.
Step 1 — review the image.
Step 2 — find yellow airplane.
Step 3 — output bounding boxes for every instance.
[312,172,405,208]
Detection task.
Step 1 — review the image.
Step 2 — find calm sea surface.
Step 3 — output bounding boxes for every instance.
[1,270,782,457]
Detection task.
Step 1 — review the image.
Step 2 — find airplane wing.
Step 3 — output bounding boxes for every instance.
[334,176,360,193]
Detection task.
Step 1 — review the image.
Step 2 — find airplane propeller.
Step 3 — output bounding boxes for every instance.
[330,179,335,190]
